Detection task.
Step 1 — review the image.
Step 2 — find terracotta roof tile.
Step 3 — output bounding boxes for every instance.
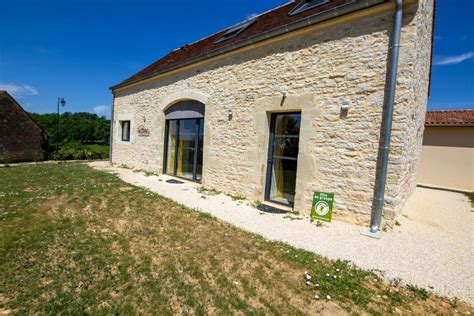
[425,110,474,126]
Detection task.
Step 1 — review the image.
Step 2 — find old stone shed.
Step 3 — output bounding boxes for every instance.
[110,0,435,226]
[0,91,47,163]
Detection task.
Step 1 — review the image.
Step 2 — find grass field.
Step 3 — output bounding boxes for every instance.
[0,164,471,314]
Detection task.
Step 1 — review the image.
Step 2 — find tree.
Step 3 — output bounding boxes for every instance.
[29,112,111,159]
[30,112,110,144]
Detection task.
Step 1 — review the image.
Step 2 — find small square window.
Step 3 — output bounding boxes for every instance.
[289,0,330,16]
[120,120,130,142]
[214,18,257,44]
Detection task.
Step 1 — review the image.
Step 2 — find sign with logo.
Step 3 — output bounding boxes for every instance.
[311,191,334,222]
[137,125,150,137]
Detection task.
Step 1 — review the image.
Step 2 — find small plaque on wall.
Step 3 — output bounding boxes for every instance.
[137,125,150,137]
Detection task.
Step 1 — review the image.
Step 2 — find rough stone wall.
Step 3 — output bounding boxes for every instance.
[385,0,434,220]
[111,1,433,225]
[0,92,47,163]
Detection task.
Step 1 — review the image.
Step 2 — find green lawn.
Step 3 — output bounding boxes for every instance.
[0,164,470,314]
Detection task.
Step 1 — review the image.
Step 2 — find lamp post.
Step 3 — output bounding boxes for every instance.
[56,97,66,156]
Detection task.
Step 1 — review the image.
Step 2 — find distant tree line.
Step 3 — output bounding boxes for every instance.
[29,112,110,160]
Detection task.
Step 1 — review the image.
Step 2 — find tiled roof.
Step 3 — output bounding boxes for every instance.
[425,110,474,126]
[113,0,387,90]
[0,91,48,138]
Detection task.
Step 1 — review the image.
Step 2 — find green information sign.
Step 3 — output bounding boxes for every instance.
[311,191,334,222]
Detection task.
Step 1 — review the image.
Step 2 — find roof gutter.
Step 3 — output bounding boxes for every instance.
[365,0,404,237]
[110,0,387,91]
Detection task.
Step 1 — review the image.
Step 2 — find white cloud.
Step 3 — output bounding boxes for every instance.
[433,52,474,66]
[93,105,111,116]
[0,83,38,98]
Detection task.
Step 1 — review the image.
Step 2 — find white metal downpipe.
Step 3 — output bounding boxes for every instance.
[369,0,404,234]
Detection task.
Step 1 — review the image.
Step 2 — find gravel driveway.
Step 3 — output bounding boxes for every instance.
[90,162,474,305]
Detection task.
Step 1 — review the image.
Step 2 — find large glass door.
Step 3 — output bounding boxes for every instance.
[165,118,203,181]
[265,113,301,207]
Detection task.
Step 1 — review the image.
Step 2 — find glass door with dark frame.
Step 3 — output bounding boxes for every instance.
[165,118,203,182]
[265,113,301,207]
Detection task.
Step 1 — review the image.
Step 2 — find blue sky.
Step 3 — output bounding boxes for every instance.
[0,0,472,118]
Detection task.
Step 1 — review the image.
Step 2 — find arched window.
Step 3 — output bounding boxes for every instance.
[164,100,205,120]
[164,100,205,182]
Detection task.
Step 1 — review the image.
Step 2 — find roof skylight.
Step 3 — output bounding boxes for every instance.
[288,0,331,16]
[214,18,257,44]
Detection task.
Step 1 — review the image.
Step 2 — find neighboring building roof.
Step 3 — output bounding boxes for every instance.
[0,91,48,139]
[425,110,474,126]
[112,0,392,90]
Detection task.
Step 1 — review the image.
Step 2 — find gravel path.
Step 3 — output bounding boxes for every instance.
[90,162,474,304]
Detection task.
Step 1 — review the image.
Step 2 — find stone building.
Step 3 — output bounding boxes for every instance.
[0,91,47,163]
[110,0,435,226]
